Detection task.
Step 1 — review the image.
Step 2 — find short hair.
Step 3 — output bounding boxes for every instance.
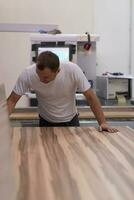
[36,51,60,71]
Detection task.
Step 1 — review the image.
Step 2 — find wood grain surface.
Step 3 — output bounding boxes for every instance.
[0,84,16,200]
[10,126,134,200]
[1,83,134,200]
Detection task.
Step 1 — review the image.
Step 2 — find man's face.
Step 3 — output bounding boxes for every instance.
[36,67,60,84]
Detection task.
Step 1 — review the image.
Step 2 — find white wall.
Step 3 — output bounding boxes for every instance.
[0,0,94,33]
[94,0,130,75]
[0,0,94,107]
[132,0,134,71]
[0,32,31,106]
[131,0,134,97]
[0,0,132,106]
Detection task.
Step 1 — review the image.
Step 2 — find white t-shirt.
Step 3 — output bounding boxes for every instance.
[13,61,91,122]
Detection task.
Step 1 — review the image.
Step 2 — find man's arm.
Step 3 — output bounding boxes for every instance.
[83,88,118,133]
[7,91,21,115]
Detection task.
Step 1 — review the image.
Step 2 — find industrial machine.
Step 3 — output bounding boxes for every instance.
[30,33,99,83]
[28,33,99,106]
[96,75,134,101]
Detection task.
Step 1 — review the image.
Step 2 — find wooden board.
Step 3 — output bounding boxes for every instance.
[0,84,16,200]
[9,126,134,200]
[10,107,134,120]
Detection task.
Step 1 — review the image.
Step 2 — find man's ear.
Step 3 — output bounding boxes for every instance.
[57,68,60,73]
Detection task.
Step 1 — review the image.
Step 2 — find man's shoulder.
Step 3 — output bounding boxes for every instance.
[25,63,36,71]
[60,61,79,71]
[19,64,36,80]
[23,63,36,76]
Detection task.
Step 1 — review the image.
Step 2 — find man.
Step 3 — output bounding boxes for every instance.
[7,51,118,132]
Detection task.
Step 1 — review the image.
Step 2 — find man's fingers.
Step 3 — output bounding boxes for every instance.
[99,126,119,133]
[98,126,103,132]
[107,128,119,133]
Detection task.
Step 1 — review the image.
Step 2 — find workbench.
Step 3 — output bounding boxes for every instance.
[2,126,134,200]
[1,84,134,200]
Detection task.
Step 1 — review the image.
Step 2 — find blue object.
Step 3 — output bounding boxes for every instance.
[112,72,124,76]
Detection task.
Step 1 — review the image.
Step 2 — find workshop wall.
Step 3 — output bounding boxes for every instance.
[94,0,130,75]
[0,0,94,33]
[0,0,94,107]
[0,0,132,106]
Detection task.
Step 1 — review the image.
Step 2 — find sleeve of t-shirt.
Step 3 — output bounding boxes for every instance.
[13,69,30,96]
[73,64,91,92]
